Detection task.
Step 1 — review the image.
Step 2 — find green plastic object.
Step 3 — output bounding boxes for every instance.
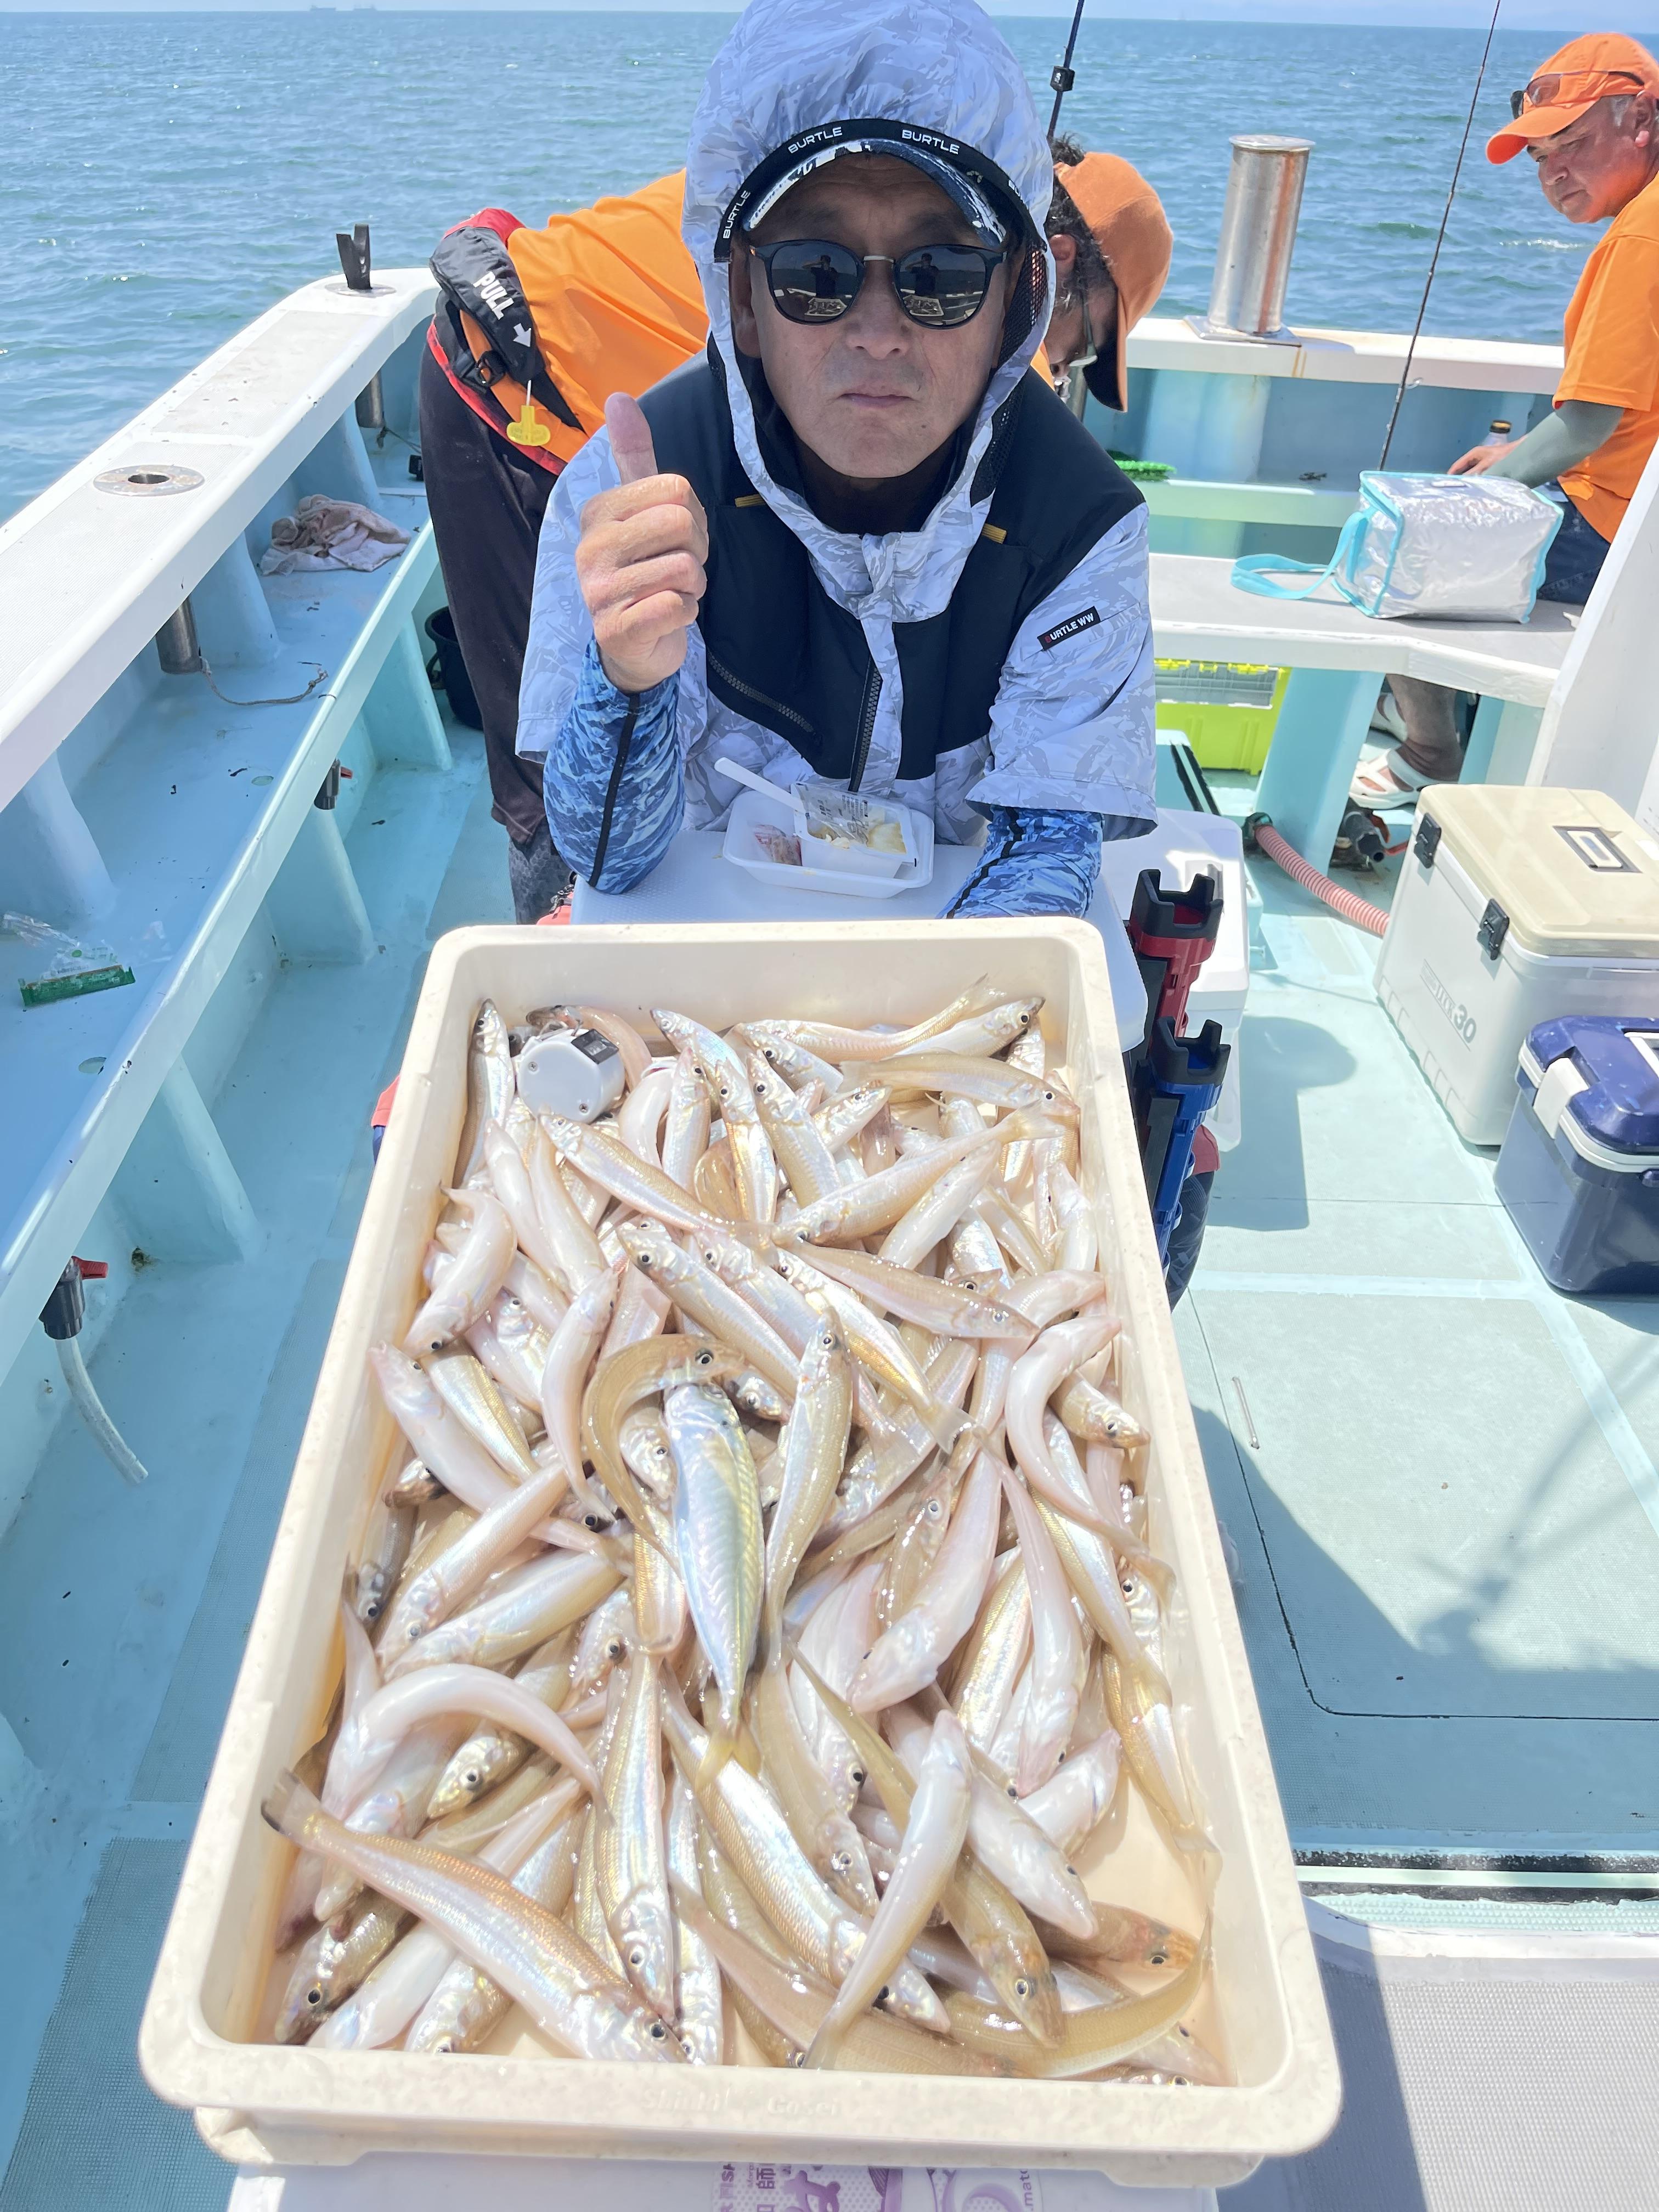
[1109,452,1176,482]
[20,964,136,1010]
[1154,659,1291,774]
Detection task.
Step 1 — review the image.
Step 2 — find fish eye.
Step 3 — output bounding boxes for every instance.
[831,1849,851,1874]
[607,1638,625,1660]
[1149,1950,1167,1966]
[362,1598,381,1622]
[630,1946,647,1967]
[850,1767,866,1786]
[305,1985,325,2008]
[648,2018,666,2038]
[1013,1977,1031,1999]
[463,1768,482,1788]
[789,2050,806,2067]
[876,1985,891,2004]
[696,1350,714,1367]
[1066,1866,1080,1879]
[926,1499,942,1519]
[1177,2024,1192,2040]
[1006,1784,1018,1799]
[584,1515,604,1531]
[1055,1751,1066,1764]
[434,2036,455,2054]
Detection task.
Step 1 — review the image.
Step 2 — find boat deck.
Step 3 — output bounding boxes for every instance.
[0,738,1656,2209]
[1186,775,1659,1875]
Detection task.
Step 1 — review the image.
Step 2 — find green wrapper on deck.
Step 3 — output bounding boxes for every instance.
[20,964,136,1009]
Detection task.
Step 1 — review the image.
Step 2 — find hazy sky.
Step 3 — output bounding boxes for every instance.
[5,0,1657,22]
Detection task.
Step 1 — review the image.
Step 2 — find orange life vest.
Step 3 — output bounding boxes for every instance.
[431,173,709,472]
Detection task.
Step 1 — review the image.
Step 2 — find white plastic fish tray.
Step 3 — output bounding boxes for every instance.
[139,919,1338,2186]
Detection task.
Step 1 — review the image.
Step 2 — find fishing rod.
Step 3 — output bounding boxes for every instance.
[1047,0,1089,140]
[1378,0,1504,467]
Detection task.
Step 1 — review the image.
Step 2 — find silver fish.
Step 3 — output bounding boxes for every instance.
[764,1317,854,1643]
[664,1384,763,1755]
[403,1187,516,1356]
[262,1771,680,2062]
[803,1706,973,2068]
[665,1771,724,2063]
[458,1000,515,1184]
[594,1650,674,2017]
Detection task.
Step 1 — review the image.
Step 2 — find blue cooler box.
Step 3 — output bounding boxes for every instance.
[1497,1016,1659,1295]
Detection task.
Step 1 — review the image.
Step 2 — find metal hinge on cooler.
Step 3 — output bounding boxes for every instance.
[1477,898,1510,960]
[1413,815,1442,868]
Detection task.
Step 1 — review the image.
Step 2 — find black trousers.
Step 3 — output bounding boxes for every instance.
[417,345,561,858]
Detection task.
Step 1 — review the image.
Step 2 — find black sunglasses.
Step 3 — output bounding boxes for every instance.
[748,238,1009,329]
[1509,67,1644,119]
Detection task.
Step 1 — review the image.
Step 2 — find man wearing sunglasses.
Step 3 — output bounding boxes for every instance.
[1353,31,1659,809]
[516,0,1156,920]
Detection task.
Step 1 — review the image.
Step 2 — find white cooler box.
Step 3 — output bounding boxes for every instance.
[1375,786,1659,1144]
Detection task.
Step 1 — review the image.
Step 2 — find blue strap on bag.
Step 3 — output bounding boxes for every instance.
[1232,510,1369,605]
[1229,473,1560,623]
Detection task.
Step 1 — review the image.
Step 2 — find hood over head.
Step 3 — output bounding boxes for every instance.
[680,0,1057,613]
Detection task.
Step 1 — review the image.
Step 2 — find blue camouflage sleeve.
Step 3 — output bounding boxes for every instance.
[542,640,684,893]
[946,805,1137,919]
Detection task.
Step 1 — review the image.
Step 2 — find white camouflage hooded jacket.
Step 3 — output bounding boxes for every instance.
[517,0,1157,907]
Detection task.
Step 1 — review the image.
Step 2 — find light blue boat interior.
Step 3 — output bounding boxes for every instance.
[0,275,1655,2209]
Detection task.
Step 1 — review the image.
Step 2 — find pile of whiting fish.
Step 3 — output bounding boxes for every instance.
[261,981,1218,2082]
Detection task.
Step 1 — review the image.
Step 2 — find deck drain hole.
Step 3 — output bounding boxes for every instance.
[78,1057,106,1075]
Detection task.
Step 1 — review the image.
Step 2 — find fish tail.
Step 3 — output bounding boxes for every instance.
[696,1731,735,1790]
[262,1767,327,1849]
[924,1403,974,1453]
[800,2017,845,2071]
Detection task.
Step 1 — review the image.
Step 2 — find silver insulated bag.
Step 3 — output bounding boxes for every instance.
[1232,472,1563,623]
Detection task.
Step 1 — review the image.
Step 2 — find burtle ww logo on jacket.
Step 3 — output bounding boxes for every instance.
[1037,606,1101,650]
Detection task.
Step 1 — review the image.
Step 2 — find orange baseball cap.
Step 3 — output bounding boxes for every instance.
[1487,31,1659,163]
[1052,151,1173,411]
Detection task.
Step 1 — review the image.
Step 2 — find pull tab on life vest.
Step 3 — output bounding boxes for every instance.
[505,396,553,448]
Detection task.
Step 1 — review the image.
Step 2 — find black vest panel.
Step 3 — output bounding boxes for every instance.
[638,352,1143,789]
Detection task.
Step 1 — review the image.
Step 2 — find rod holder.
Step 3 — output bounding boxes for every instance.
[355,371,386,435]
[155,598,201,676]
[1192,134,1313,343]
[336,223,373,293]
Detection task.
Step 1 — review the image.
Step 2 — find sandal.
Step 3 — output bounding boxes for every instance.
[1348,747,1437,810]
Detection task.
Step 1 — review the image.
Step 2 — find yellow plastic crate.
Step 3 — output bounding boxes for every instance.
[1155,659,1290,774]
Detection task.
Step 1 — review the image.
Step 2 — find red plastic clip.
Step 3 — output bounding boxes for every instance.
[71,1256,109,1280]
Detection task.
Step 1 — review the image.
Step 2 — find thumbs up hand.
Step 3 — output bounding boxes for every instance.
[575,392,709,696]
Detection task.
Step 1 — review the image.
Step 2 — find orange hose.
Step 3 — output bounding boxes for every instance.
[1251,821,1389,938]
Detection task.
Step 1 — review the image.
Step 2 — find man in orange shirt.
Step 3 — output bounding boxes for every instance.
[1353,32,1659,808]
[420,154,1171,916]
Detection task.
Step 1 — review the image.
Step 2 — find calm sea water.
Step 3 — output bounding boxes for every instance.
[2,10,1592,521]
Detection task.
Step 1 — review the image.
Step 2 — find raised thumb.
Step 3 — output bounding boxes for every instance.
[606,392,658,487]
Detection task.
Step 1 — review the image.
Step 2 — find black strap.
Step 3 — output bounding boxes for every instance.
[429,227,580,431]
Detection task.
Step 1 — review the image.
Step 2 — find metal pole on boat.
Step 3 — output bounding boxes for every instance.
[1198,135,1313,342]
[154,599,202,676]
[355,373,386,438]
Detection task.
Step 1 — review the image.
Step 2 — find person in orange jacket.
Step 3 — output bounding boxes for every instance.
[1352,31,1659,810]
[420,151,1171,918]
